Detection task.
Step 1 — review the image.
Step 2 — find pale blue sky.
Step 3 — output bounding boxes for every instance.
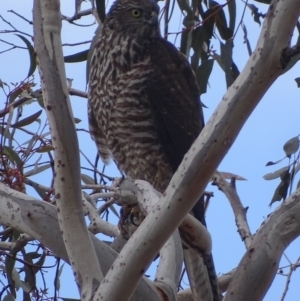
[1,0,299,300]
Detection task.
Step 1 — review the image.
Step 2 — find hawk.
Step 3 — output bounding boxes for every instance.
[88,0,219,300]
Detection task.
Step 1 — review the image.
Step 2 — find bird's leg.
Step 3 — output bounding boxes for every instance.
[118,206,131,238]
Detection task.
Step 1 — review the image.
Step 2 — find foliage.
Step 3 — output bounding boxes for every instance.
[0,0,300,301]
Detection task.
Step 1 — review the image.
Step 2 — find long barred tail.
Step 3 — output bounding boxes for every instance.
[190,195,221,301]
[88,103,112,164]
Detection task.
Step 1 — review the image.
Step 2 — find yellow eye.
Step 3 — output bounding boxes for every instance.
[131,9,141,18]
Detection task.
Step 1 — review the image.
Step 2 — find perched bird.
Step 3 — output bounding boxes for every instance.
[88,0,219,300]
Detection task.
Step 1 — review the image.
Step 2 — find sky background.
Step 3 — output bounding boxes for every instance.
[1,0,300,300]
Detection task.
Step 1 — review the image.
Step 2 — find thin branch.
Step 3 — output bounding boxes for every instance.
[212,171,252,248]
[0,88,86,118]
[23,178,53,193]
[81,184,117,190]
[280,256,300,301]
[0,183,163,301]
[0,38,27,49]
[7,10,33,25]
[62,40,91,46]
[0,15,32,37]
[62,8,93,23]
[83,197,120,237]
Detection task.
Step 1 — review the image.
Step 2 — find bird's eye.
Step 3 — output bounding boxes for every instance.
[131,9,141,18]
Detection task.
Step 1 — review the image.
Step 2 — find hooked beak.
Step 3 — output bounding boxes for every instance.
[148,11,158,26]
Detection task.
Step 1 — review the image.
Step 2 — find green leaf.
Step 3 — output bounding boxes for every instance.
[228,0,236,32]
[191,27,205,71]
[81,173,95,184]
[177,0,193,14]
[64,50,88,63]
[5,256,16,295]
[11,268,22,290]
[282,34,300,75]
[210,0,233,40]
[24,163,51,177]
[265,157,285,166]
[25,252,42,260]
[3,294,15,301]
[109,204,119,218]
[24,135,36,157]
[283,136,299,157]
[74,117,82,124]
[179,28,189,55]
[31,90,44,108]
[15,34,36,78]
[269,170,290,206]
[255,0,271,3]
[11,110,42,128]
[20,281,31,293]
[0,125,12,139]
[36,145,54,153]
[30,184,48,199]
[220,41,233,87]
[8,86,23,104]
[241,22,252,56]
[95,0,106,23]
[2,146,23,170]
[196,59,214,95]
[55,263,65,291]
[86,27,101,85]
[246,3,263,26]
[263,166,289,180]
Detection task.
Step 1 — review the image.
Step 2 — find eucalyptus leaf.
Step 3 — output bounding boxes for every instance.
[269,170,290,206]
[15,34,36,78]
[283,136,299,157]
[95,0,106,23]
[263,166,289,180]
[11,110,42,128]
[64,50,88,63]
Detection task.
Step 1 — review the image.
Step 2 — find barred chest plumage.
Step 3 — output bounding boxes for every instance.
[88,29,173,191]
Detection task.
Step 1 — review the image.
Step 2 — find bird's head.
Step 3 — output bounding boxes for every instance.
[105,0,161,38]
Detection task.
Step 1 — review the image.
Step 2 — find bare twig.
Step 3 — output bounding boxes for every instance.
[0,88,87,118]
[7,10,33,25]
[280,256,300,301]
[62,40,91,46]
[0,38,27,49]
[212,171,252,248]
[83,196,120,237]
[0,15,32,37]
[23,178,53,193]
[81,183,118,191]
[62,8,93,23]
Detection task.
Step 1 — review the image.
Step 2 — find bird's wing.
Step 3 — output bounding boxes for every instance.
[147,40,222,301]
[87,102,112,164]
[146,38,204,172]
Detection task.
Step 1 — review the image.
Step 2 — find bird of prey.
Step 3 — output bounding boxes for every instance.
[88,0,219,300]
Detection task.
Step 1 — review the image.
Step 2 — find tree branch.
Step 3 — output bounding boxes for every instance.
[94,0,300,300]
[32,0,102,298]
[224,187,300,301]
[0,183,163,301]
[212,171,252,248]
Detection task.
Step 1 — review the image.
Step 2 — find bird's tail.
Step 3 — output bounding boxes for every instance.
[191,195,221,301]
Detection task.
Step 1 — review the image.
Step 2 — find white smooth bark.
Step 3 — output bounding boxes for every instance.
[32,1,102,299]
[94,0,300,300]
[224,187,300,301]
[0,183,162,301]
